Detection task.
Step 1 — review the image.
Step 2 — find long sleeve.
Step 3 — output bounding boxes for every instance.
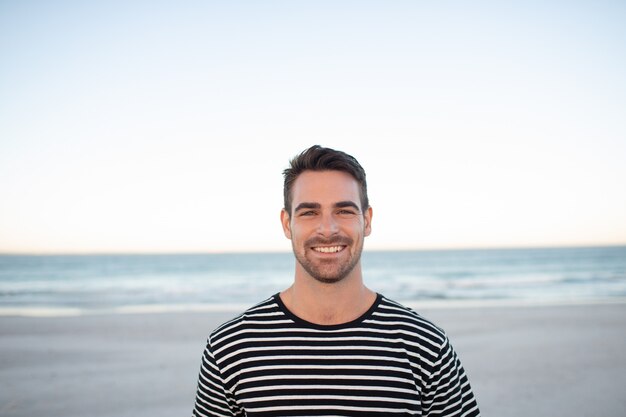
[421,337,480,417]
[192,339,242,417]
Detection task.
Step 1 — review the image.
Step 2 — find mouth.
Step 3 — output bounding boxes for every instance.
[311,245,347,254]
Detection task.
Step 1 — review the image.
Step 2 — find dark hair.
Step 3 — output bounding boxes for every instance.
[283,145,369,215]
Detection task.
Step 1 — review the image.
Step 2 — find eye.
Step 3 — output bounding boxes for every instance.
[299,210,317,217]
[337,209,357,216]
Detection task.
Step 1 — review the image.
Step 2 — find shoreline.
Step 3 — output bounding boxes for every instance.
[2,295,626,318]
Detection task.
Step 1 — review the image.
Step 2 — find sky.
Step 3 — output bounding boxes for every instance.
[1,1,625,254]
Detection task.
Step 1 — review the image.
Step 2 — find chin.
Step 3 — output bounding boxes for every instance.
[312,274,348,285]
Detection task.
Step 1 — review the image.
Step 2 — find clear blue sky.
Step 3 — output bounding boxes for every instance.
[1,1,625,253]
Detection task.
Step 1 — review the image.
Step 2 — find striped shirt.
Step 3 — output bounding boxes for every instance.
[193,293,480,417]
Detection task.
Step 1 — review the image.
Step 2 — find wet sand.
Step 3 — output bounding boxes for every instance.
[1,302,625,417]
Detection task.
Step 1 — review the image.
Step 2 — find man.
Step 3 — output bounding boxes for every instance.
[192,145,480,416]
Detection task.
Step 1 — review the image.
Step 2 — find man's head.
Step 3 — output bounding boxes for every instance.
[281,146,372,284]
[283,145,369,216]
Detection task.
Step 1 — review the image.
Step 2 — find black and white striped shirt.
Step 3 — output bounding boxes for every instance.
[193,294,480,416]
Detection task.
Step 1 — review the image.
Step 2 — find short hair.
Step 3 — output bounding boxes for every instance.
[283,145,369,215]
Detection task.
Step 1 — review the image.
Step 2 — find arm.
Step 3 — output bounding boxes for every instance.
[421,337,480,417]
[192,339,242,417]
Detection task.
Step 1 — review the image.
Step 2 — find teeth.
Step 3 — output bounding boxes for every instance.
[313,246,343,253]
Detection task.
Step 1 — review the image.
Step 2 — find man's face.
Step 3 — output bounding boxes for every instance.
[281,170,372,284]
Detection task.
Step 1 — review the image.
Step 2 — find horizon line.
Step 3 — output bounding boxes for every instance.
[1,242,625,256]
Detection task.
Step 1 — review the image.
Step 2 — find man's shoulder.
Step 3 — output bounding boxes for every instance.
[375,295,448,345]
[207,294,283,344]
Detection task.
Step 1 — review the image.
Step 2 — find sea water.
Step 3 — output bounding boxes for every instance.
[0,246,625,315]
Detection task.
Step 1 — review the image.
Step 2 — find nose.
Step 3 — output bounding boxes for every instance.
[316,212,339,236]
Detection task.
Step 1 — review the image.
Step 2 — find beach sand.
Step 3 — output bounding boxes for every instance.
[1,302,625,417]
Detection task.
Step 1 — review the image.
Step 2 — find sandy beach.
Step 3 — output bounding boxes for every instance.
[1,302,625,417]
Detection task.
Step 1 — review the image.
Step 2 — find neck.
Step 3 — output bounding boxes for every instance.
[280,264,376,325]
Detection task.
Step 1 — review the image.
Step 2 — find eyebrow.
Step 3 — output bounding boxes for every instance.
[334,201,361,212]
[294,201,361,212]
[294,202,321,212]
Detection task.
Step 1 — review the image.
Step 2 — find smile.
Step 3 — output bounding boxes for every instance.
[312,246,346,254]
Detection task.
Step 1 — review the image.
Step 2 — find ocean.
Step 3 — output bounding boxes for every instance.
[1,246,625,316]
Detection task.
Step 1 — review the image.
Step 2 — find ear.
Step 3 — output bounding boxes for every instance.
[363,206,373,237]
[280,208,292,239]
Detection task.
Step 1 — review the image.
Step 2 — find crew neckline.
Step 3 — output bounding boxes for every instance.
[273,292,382,330]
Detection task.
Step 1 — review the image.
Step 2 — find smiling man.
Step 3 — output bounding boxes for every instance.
[192,145,480,417]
